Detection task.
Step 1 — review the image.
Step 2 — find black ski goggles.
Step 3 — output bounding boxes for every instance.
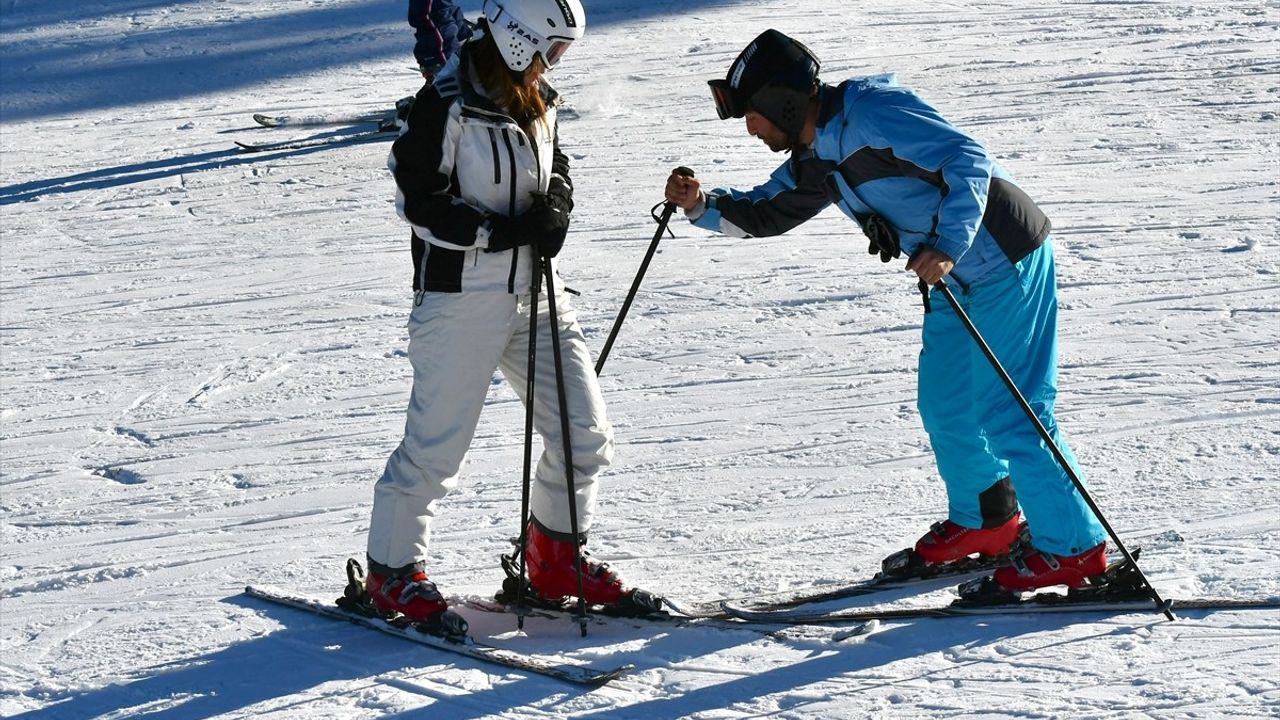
[708,79,746,120]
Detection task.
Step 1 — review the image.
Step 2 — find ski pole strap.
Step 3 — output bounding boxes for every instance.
[650,166,696,239]
[650,200,677,239]
[917,279,932,314]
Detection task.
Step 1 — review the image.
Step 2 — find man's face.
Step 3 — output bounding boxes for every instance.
[744,110,790,152]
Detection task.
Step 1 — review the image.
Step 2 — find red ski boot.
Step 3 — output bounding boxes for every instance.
[512,521,664,616]
[524,521,630,605]
[365,562,449,622]
[914,513,1023,566]
[992,541,1108,591]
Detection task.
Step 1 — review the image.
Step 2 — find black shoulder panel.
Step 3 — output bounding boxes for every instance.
[982,178,1051,264]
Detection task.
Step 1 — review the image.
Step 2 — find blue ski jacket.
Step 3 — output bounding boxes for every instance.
[691,74,1051,287]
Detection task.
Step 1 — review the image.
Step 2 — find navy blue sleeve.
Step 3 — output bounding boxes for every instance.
[693,158,831,238]
[408,0,474,71]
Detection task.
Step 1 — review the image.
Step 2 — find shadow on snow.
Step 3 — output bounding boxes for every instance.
[0,0,749,204]
[569,621,1150,720]
[0,0,747,122]
[7,591,767,719]
[0,129,395,206]
[8,589,1145,718]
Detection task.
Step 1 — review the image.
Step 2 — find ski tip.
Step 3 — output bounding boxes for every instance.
[832,618,878,642]
[252,113,276,127]
[659,596,723,619]
[586,663,635,686]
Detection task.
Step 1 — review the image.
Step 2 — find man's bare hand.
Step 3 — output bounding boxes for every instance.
[665,172,702,211]
[906,247,955,286]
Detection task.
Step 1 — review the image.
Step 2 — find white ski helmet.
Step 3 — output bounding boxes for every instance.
[481,0,586,72]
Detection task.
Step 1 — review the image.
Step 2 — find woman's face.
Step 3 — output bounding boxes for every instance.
[520,56,548,88]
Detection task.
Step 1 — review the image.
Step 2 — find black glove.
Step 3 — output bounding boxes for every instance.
[525,176,573,259]
[857,213,901,263]
[390,96,416,131]
[482,212,527,253]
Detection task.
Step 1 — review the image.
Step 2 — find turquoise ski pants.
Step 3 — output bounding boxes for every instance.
[917,241,1106,557]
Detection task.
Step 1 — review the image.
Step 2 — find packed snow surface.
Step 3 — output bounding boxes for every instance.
[2,0,1278,717]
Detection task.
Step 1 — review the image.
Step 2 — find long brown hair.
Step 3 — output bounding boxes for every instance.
[470,21,547,136]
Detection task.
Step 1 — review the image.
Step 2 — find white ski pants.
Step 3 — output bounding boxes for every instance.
[367,287,614,571]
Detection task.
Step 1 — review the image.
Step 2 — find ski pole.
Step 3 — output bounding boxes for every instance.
[514,247,543,630]
[594,166,695,376]
[542,252,591,636]
[932,279,1176,621]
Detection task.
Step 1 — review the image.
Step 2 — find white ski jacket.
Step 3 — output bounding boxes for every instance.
[389,47,568,295]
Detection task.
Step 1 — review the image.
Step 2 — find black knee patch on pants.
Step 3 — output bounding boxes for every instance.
[979,477,1019,528]
[530,514,588,544]
[366,555,426,577]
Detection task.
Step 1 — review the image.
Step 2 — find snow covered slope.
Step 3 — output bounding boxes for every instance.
[2,0,1278,717]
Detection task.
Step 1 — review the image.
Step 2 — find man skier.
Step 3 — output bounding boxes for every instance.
[664,29,1109,593]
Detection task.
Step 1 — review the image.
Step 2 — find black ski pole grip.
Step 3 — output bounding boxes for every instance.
[662,166,695,216]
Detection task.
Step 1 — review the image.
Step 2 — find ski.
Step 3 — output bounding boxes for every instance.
[491,547,787,627]
[659,549,1006,621]
[466,594,676,624]
[660,596,733,619]
[723,593,1280,624]
[701,532,1139,617]
[459,596,877,642]
[252,111,393,128]
[749,552,1005,613]
[234,127,398,153]
[460,595,801,634]
[722,558,1280,625]
[243,585,632,687]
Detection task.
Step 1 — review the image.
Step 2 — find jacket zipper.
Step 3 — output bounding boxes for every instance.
[488,127,501,184]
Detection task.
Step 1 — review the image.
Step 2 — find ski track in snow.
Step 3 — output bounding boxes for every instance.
[2,0,1279,718]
